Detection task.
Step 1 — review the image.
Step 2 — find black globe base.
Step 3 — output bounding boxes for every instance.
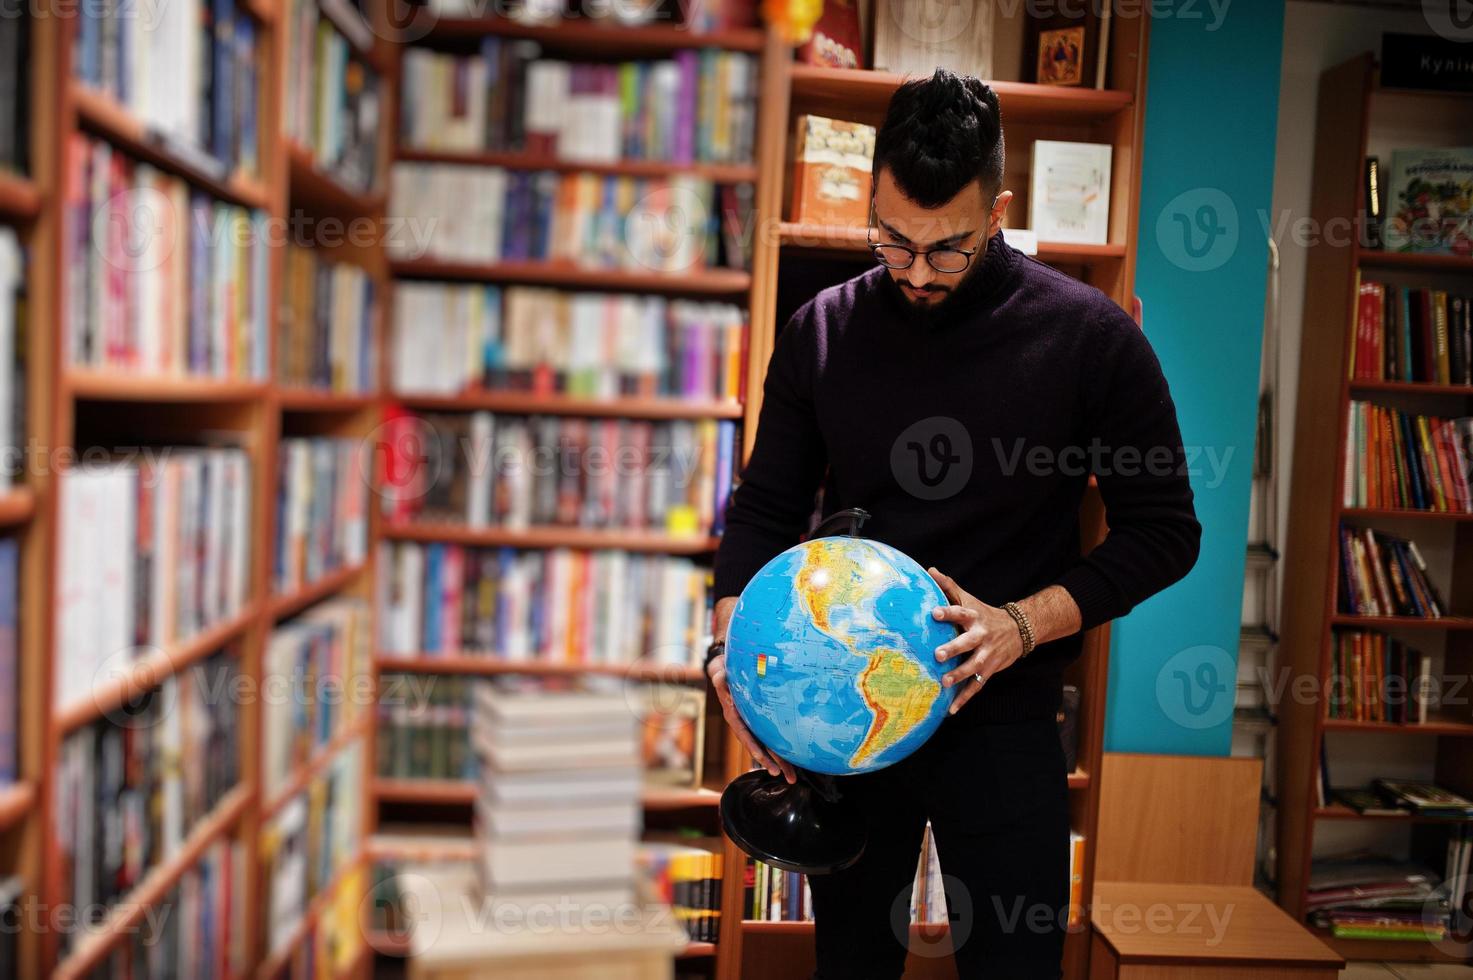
[719,768,867,875]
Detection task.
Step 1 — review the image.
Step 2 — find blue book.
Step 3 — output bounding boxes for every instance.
[0,538,16,783]
[212,0,235,164]
[425,543,442,653]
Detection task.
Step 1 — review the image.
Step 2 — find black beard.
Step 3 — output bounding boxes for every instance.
[877,248,992,329]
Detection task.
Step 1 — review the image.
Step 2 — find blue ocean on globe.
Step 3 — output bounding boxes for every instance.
[724,536,959,776]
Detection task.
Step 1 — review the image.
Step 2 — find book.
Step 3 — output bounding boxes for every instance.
[1382,147,1473,254]
[387,411,737,536]
[400,41,756,164]
[1343,405,1472,512]
[0,539,17,785]
[794,0,862,69]
[1337,523,1447,618]
[280,245,378,394]
[286,0,381,190]
[261,598,371,802]
[74,0,259,175]
[871,0,993,79]
[376,674,474,782]
[1029,141,1112,245]
[377,541,711,667]
[54,447,252,711]
[640,840,724,943]
[1332,786,1408,816]
[53,648,243,955]
[63,135,270,379]
[1025,0,1107,87]
[788,115,874,229]
[273,437,369,594]
[1373,779,1473,816]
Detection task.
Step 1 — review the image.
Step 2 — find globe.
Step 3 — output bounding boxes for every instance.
[724,536,958,776]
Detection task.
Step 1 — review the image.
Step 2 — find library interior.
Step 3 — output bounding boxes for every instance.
[3,0,1473,977]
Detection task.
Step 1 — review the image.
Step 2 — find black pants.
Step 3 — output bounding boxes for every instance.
[807,714,1071,979]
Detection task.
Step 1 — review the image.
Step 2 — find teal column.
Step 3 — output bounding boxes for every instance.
[1104,0,1286,754]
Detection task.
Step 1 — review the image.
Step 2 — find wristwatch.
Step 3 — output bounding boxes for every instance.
[703,639,726,676]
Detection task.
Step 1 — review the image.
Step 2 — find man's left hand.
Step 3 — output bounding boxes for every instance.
[927,567,1025,715]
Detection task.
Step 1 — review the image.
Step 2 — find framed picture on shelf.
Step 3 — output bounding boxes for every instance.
[639,686,706,789]
[1025,1,1111,89]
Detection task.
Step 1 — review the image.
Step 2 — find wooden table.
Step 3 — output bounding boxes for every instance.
[403,868,688,980]
[1089,882,1345,980]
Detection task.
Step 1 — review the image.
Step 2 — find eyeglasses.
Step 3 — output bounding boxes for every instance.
[866,234,979,274]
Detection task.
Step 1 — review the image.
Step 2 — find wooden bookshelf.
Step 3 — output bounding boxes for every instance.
[1276,52,1473,965]
[396,146,760,184]
[380,521,721,554]
[376,655,705,683]
[0,172,41,221]
[392,389,745,420]
[417,15,766,53]
[0,782,35,834]
[390,256,754,295]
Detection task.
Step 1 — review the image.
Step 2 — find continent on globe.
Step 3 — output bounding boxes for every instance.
[724,536,958,776]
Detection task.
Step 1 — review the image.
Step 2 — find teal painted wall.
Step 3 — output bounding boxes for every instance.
[1103,0,1286,754]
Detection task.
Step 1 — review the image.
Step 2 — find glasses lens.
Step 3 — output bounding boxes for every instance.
[872,244,914,269]
[928,249,971,273]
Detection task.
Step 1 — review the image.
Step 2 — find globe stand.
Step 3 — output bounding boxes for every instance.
[719,768,866,875]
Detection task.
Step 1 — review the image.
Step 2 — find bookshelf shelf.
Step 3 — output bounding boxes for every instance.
[1328,614,1473,630]
[642,785,721,810]
[1341,506,1473,523]
[1314,804,1472,822]
[272,386,379,411]
[64,369,270,402]
[374,778,476,805]
[395,147,759,184]
[0,172,41,221]
[1322,716,1473,736]
[366,835,478,862]
[678,941,718,958]
[52,602,260,735]
[1348,380,1473,398]
[380,521,720,554]
[777,221,1128,265]
[71,84,270,209]
[1308,925,1472,963]
[0,487,35,526]
[52,784,253,980]
[375,655,704,682]
[1357,247,1473,272]
[390,257,753,296]
[0,781,35,833]
[789,64,1134,126]
[267,561,367,621]
[393,390,745,420]
[416,16,766,53]
[260,718,371,822]
[286,139,385,216]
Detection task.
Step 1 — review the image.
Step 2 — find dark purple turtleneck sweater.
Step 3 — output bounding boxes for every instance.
[712,233,1202,724]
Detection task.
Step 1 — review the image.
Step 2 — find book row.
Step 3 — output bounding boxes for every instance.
[53,648,242,955]
[1352,281,1473,385]
[0,230,25,493]
[259,741,365,958]
[641,844,723,943]
[400,41,756,166]
[376,541,711,665]
[274,436,369,595]
[388,164,749,272]
[391,282,747,403]
[280,245,379,394]
[389,410,737,536]
[375,673,473,782]
[1328,630,1433,725]
[261,599,372,803]
[127,838,250,979]
[65,135,270,379]
[286,0,382,191]
[1307,836,1469,942]
[56,446,253,710]
[1344,402,1472,512]
[1337,523,1447,619]
[74,0,261,176]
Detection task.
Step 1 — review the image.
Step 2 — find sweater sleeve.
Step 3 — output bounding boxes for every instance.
[1052,305,1203,631]
[711,302,830,600]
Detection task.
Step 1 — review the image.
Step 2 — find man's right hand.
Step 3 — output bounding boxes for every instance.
[707,651,797,785]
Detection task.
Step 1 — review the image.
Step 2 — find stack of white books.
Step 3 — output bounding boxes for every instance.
[471,677,643,920]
